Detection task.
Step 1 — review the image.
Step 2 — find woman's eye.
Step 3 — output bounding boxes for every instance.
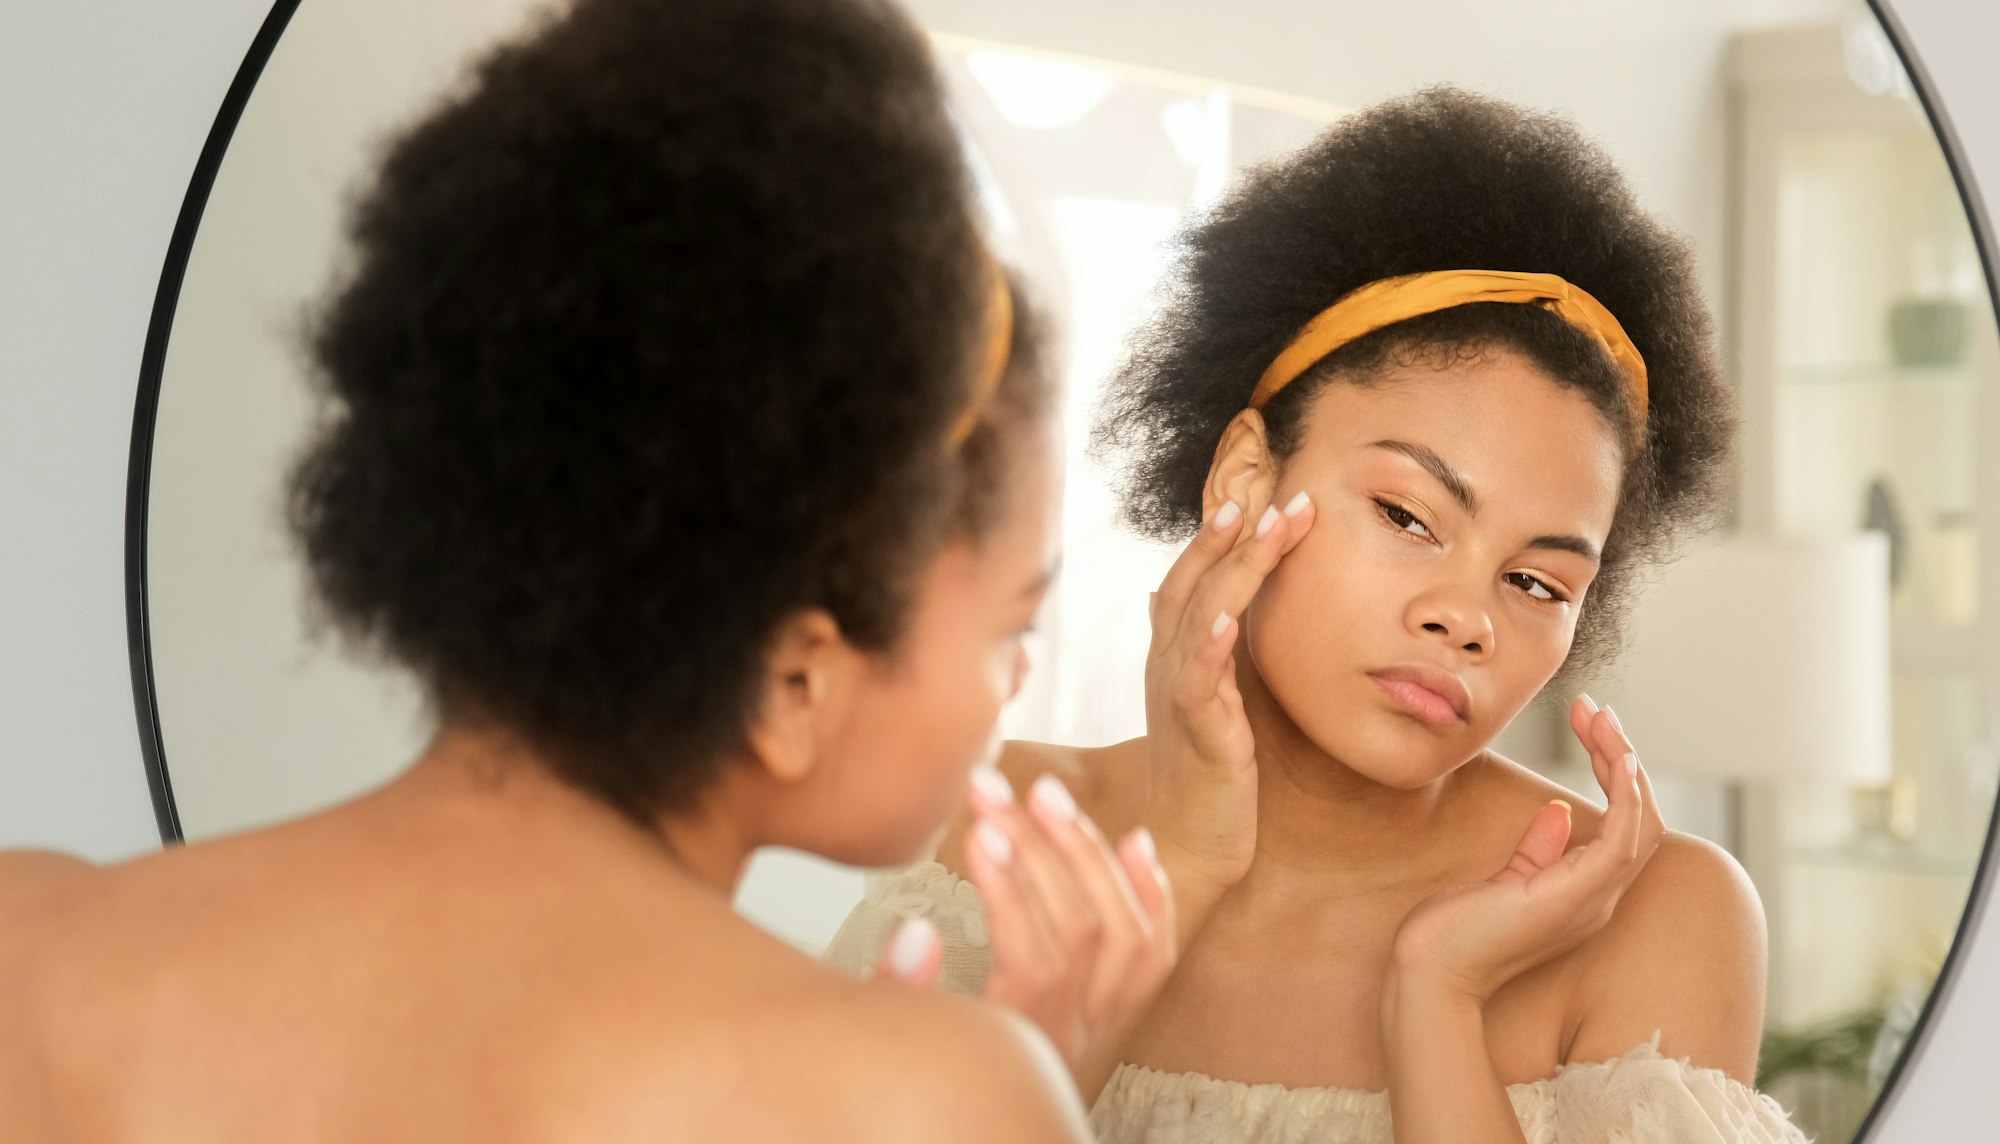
[1506,572,1563,602]
[1377,499,1432,539]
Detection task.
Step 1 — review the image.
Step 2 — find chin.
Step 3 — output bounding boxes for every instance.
[1315,713,1483,789]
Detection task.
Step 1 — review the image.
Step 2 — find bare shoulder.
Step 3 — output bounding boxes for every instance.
[1002,737,1151,829]
[1568,829,1768,1082]
[937,738,1149,878]
[711,978,1090,1142]
[0,849,96,933]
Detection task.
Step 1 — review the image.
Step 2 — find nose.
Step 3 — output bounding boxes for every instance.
[1407,579,1495,660]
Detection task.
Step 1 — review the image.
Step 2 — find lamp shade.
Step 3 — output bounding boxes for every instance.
[1594,533,1891,785]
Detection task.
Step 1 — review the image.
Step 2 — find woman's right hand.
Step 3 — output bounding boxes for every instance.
[880,768,1174,1102]
[1142,492,1316,919]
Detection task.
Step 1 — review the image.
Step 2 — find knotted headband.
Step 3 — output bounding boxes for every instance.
[1247,270,1649,435]
[947,261,1016,446]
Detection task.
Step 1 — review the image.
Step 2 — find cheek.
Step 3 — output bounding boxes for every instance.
[1251,508,1407,653]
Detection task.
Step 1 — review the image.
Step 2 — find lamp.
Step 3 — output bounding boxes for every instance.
[1594,533,1892,789]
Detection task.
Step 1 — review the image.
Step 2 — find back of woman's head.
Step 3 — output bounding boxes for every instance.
[1095,86,1734,684]
[290,0,1045,820]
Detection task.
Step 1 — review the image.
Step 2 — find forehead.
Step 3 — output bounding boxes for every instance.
[1296,351,1625,532]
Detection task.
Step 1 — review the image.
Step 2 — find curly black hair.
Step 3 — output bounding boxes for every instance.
[288,0,1048,821]
[1093,86,1734,685]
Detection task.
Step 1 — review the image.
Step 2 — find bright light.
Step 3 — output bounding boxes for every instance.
[967,49,1115,130]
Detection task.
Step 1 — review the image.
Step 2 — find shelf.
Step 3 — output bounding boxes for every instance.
[1892,620,1980,671]
[1787,843,1981,877]
[1781,362,1977,388]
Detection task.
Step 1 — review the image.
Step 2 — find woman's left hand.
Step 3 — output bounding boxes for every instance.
[1385,695,1665,1007]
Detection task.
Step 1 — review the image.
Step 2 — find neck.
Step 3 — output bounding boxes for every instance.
[1232,661,1475,903]
[383,723,762,897]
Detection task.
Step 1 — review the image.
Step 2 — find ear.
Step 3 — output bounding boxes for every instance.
[1202,408,1280,529]
[742,608,854,786]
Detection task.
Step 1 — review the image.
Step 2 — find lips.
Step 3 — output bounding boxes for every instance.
[1367,663,1472,727]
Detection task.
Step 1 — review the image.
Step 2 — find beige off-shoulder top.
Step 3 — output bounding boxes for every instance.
[824,860,1812,1144]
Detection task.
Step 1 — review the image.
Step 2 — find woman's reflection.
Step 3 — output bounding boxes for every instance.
[833,87,1808,1143]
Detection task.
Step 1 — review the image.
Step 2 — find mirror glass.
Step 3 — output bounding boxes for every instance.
[142,2,1999,1139]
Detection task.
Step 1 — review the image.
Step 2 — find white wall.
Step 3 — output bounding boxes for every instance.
[146,0,557,843]
[0,0,272,860]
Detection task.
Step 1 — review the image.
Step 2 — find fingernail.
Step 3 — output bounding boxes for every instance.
[1210,611,1231,639]
[1030,773,1077,820]
[1131,826,1158,864]
[1283,490,1311,517]
[1212,500,1242,530]
[1550,798,1572,813]
[970,765,1013,804]
[1605,706,1625,733]
[1621,752,1639,778]
[887,917,936,977]
[1254,505,1279,538]
[1578,692,1599,714]
[975,820,1013,864]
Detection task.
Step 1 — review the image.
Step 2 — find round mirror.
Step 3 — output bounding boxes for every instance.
[132,2,2000,1140]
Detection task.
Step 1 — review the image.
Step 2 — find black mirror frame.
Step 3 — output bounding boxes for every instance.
[120,2,2000,1137]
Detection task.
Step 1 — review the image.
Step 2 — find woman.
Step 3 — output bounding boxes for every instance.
[0,0,1174,1138]
[831,88,1807,1142]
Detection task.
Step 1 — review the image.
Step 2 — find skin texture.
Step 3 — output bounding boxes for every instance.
[0,432,1106,1143]
[944,351,1767,1131]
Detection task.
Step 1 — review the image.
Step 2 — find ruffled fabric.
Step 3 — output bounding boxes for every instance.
[824,860,1811,1144]
[824,859,997,997]
[1089,1036,1810,1143]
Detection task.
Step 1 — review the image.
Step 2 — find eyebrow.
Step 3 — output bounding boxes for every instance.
[1368,439,1602,565]
[1526,534,1602,564]
[1370,440,1480,515]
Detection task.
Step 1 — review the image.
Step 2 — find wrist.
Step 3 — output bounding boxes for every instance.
[1148,831,1240,944]
[1380,965,1487,1050]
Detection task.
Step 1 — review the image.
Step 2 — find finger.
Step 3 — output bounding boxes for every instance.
[968,767,1073,946]
[962,812,1066,1010]
[1026,776,1151,1003]
[996,780,1101,964]
[962,774,1071,1000]
[1573,747,1644,886]
[1568,694,1607,788]
[1118,827,1174,961]
[875,917,942,988]
[1495,799,1573,882]
[1150,499,1249,655]
[1172,493,1316,660]
[1592,706,1666,847]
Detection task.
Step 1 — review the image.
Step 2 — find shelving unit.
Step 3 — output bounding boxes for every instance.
[1729,21,2000,1142]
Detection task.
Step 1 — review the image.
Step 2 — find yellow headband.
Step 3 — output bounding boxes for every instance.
[947,261,1015,447]
[1247,270,1649,434]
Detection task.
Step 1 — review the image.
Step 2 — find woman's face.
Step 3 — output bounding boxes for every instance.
[1245,349,1623,787]
[807,425,1063,866]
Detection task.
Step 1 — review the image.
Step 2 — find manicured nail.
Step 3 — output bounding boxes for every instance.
[970,765,1013,804]
[1030,773,1077,820]
[1131,825,1158,864]
[975,820,1013,864]
[1604,706,1625,733]
[1212,500,1242,530]
[1210,611,1232,639]
[1578,692,1599,714]
[1283,490,1311,517]
[1254,505,1279,538]
[1621,752,1639,778]
[887,917,936,977]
